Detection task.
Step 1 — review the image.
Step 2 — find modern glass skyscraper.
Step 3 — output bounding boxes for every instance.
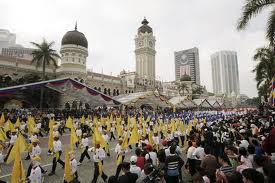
[174,47,200,84]
[211,51,240,96]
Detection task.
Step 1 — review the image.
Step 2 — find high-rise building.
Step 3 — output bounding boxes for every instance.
[135,18,156,81]
[211,50,240,96]
[174,47,200,84]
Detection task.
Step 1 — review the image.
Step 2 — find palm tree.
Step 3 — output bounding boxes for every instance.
[31,39,60,109]
[252,46,275,99]
[237,0,275,46]
[179,83,189,96]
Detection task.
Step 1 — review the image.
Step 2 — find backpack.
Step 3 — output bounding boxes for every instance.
[146,153,153,164]
[157,148,166,163]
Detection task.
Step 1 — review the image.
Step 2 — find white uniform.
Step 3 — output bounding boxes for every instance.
[29,166,42,183]
[70,158,77,175]
[31,145,41,158]
[81,137,89,147]
[115,144,127,156]
[152,136,159,145]
[102,134,109,143]
[76,129,82,138]
[93,148,106,162]
[53,140,62,152]
[10,134,17,145]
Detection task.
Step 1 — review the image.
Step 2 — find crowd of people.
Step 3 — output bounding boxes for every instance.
[0,107,274,183]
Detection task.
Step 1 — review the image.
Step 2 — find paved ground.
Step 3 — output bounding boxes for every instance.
[0,132,191,183]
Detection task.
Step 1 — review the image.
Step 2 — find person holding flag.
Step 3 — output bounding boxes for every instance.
[27,156,42,183]
[49,135,65,176]
[4,129,17,163]
[115,137,128,178]
[90,143,108,183]
[78,133,91,165]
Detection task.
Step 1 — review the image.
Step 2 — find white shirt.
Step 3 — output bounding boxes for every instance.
[31,145,41,157]
[187,146,196,159]
[145,151,158,166]
[192,146,205,160]
[81,137,89,147]
[70,158,77,175]
[10,134,17,144]
[36,123,41,129]
[29,166,42,183]
[76,129,82,137]
[130,165,141,177]
[53,140,62,152]
[152,136,159,145]
[102,134,109,143]
[115,144,127,156]
[93,148,106,162]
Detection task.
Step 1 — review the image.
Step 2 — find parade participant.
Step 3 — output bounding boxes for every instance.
[152,132,160,151]
[49,135,65,176]
[64,151,78,182]
[75,127,82,147]
[90,143,108,183]
[28,156,42,183]
[36,119,43,137]
[78,133,91,165]
[102,130,110,156]
[167,129,173,144]
[4,129,17,162]
[115,138,128,178]
[110,124,116,141]
[129,156,141,177]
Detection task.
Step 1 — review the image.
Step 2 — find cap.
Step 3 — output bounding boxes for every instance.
[32,139,40,143]
[146,144,152,151]
[130,156,137,163]
[31,156,41,161]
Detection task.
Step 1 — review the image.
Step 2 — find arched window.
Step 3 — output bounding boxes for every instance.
[116,89,119,96]
[113,89,116,96]
[94,87,97,90]
[98,87,101,92]
[104,88,107,94]
[107,88,111,95]
[125,90,128,94]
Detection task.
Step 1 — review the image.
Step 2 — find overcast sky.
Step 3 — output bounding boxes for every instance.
[0,0,270,97]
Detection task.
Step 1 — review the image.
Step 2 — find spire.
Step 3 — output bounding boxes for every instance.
[141,17,149,25]
[75,21,77,31]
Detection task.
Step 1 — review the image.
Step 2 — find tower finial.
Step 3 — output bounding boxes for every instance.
[75,21,77,31]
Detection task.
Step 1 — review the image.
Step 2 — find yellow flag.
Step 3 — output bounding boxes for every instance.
[171,118,175,134]
[121,132,128,150]
[128,127,139,145]
[6,134,26,164]
[4,120,15,132]
[148,132,154,145]
[116,120,122,137]
[81,116,85,124]
[0,113,5,127]
[66,116,73,129]
[48,128,54,151]
[142,124,146,137]
[14,117,20,128]
[116,155,123,166]
[106,120,111,132]
[70,128,78,150]
[98,160,103,176]
[92,127,108,149]
[0,128,7,142]
[10,144,25,183]
[64,148,73,182]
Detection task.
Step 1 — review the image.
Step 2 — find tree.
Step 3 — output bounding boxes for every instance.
[252,47,275,99]
[237,0,275,46]
[31,39,60,109]
[178,83,189,96]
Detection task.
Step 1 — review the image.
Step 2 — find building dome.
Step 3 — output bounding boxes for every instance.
[61,25,88,48]
[180,74,191,81]
[138,18,152,34]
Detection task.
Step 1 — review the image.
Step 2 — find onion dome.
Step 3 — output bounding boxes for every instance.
[138,18,152,34]
[180,73,191,81]
[61,23,88,48]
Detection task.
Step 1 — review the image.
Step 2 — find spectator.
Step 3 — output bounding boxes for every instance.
[130,156,141,177]
[242,168,264,183]
[118,162,138,183]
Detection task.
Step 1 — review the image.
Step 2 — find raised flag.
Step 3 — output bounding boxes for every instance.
[64,148,73,182]
[10,143,25,183]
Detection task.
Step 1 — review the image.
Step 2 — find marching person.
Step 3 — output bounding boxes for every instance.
[90,143,108,183]
[49,136,65,176]
[28,156,42,183]
[4,129,17,162]
[102,130,110,157]
[115,138,128,178]
[78,133,91,165]
[110,124,116,141]
[64,151,78,183]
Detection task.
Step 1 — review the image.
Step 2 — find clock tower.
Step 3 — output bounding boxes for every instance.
[135,18,156,82]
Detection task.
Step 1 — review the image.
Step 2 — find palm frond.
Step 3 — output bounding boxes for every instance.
[267,8,275,46]
[237,0,275,30]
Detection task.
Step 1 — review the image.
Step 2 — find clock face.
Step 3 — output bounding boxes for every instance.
[180,54,188,64]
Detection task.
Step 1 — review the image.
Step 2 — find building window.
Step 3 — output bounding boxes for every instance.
[72,58,75,62]
[79,58,81,63]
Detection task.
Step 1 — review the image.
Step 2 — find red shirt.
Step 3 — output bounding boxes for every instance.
[136,156,145,170]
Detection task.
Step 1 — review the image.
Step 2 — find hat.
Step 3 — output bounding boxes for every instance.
[146,144,152,151]
[32,138,40,143]
[130,156,137,163]
[162,139,167,146]
[31,156,41,161]
[11,129,16,133]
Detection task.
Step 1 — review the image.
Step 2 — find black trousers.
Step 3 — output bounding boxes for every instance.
[91,162,107,183]
[110,132,115,141]
[4,144,13,162]
[51,151,65,173]
[180,136,185,146]
[115,155,125,178]
[79,146,91,163]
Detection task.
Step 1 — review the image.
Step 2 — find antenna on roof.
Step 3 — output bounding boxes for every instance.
[75,21,77,31]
